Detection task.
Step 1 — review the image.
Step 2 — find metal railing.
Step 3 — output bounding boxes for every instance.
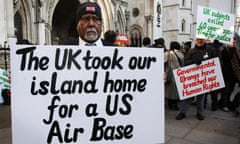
[0,41,10,71]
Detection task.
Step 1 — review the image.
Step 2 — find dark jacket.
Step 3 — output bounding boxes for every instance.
[184,44,217,66]
[221,47,240,82]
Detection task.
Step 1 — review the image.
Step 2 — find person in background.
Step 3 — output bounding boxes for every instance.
[234,32,240,59]
[182,41,191,57]
[103,30,117,46]
[176,37,217,120]
[219,35,240,112]
[142,37,153,48]
[207,39,224,111]
[165,41,184,110]
[153,37,166,50]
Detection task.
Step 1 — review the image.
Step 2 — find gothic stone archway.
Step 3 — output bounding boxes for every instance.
[52,0,80,45]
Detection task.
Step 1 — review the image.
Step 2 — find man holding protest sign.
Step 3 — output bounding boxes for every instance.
[176,36,217,120]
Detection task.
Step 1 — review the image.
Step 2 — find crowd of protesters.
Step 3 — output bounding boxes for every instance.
[140,34,240,120]
[102,32,238,120]
[12,2,240,120]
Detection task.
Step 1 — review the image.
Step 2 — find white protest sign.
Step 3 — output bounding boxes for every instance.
[196,6,235,44]
[173,57,225,100]
[11,45,164,144]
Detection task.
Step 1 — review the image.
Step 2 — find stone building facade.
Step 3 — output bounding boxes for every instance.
[0,0,239,71]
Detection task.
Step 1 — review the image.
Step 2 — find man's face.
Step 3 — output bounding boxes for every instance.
[76,14,102,43]
[195,38,205,46]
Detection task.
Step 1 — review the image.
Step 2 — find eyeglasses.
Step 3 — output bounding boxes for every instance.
[80,16,102,24]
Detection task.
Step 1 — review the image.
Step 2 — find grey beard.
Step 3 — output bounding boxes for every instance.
[84,28,98,42]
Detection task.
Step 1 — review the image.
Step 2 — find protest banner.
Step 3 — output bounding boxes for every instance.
[173,57,225,100]
[196,6,235,44]
[10,45,164,144]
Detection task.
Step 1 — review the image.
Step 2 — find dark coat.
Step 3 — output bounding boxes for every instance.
[221,47,240,83]
[184,44,217,66]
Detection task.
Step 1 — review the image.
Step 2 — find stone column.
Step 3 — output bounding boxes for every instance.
[37,1,46,45]
[7,0,17,45]
[236,0,240,34]
[145,15,153,41]
[0,0,16,45]
[38,22,45,45]
[0,1,8,43]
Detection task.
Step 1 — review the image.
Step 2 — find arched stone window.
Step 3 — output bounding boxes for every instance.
[130,25,143,47]
[117,10,125,34]
[181,19,186,32]
[14,11,23,43]
[182,0,185,7]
